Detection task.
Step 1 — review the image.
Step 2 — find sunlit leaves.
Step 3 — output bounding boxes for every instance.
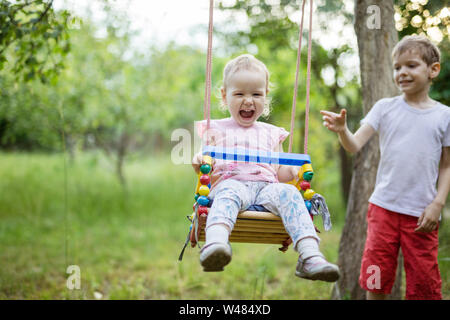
[394,0,449,42]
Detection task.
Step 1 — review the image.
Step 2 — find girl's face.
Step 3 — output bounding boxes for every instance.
[221,69,267,128]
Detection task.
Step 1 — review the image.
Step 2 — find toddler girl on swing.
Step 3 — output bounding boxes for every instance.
[192,54,340,282]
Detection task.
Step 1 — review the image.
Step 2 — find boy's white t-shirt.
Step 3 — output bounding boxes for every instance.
[361,95,450,217]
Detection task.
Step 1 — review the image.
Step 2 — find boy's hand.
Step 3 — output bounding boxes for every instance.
[320,109,347,133]
[414,201,442,233]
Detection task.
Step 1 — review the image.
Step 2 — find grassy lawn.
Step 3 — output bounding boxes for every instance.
[0,152,448,299]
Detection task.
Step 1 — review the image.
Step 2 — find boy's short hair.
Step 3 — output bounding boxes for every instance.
[392,35,441,65]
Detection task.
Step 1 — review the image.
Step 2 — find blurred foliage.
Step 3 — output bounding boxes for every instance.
[0,2,214,183]
[217,0,351,50]
[431,39,450,105]
[217,0,361,129]
[395,0,449,40]
[0,0,73,83]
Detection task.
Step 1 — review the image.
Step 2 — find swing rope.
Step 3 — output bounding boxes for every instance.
[303,0,314,155]
[289,0,313,154]
[203,0,314,155]
[203,0,214,145]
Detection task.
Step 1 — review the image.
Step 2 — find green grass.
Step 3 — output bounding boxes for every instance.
[0,152,448,299]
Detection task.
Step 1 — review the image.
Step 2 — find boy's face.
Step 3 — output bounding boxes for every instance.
[393,50,440,96]
[221,69,267,127]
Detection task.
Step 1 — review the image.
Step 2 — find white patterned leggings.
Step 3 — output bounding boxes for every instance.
[206,179,320,248]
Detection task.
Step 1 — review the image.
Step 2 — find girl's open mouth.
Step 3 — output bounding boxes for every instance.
[239,110,255,119]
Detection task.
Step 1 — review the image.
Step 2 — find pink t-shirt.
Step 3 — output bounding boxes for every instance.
[196,117,289,189]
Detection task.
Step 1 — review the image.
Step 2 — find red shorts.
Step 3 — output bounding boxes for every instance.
[359,203,441,300]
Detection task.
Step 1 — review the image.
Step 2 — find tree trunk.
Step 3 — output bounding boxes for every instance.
[65,133,77,163]
[338,145,352,202]
[116,132,129,187]
[332,0,401,300]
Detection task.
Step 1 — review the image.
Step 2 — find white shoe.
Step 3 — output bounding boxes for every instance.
[200,242,232,272]
[295,254,340,282]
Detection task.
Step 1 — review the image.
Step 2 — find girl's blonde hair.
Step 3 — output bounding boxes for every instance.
[220,54,272,117]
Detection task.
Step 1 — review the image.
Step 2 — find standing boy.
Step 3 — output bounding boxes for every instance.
[321,35,450,300]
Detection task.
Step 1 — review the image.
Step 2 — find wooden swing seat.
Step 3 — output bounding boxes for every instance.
[191,209,292,250]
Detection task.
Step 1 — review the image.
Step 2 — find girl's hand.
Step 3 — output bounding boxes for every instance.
[290,166,301,181]
[192,152,215,174]
[320,109,347,133]
[277,165,300,183]
[415,201,442,233]
[192,152,203,173]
